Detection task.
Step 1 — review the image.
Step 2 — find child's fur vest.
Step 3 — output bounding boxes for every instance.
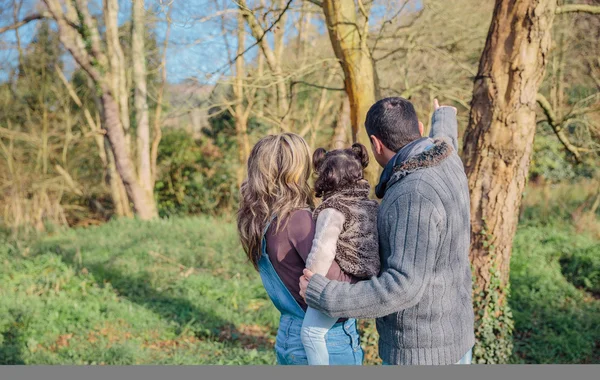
[313,180,380,279]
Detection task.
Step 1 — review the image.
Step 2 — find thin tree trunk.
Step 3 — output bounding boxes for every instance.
[462,0,556,362]
[256,51,265,118]
[238,0,289,125]
[332,96,350,150]
[105,136,131,217]
[102,93,156,219]
[151,3,173,186]
[273,0,288,68]
[297,1,311,59]
[321,0,378,186]
[93,87,132,217]
[235,11,250,186]
[132,0,152,196]
[104,0,131,150]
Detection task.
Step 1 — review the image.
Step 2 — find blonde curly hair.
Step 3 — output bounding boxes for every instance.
[237,133,314,269]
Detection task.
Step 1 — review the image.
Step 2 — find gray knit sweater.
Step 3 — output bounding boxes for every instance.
[305,107,475,365]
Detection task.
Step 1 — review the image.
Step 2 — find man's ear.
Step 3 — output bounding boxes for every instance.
[418,121,424,136]
[370,135,382,155]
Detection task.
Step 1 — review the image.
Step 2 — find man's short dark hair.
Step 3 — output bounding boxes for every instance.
[365,97,421,152]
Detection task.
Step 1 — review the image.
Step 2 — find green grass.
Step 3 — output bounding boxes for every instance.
[0,217,278,364]
[0,214,598,364]
[510,224,600,364]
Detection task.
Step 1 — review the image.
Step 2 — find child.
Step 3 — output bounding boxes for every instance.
[300,143,380,365]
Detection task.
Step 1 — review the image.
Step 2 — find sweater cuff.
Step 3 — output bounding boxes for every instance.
[431,106,455,122]
[305,273,330,310]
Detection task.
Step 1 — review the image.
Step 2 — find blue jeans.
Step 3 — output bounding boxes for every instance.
[257,216,363,366]
[276,314,363,365]
[301,307,339,365]
[382,348,473,365]
[456,348,473,364]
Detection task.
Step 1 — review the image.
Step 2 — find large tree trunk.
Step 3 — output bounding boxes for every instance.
[462,0,556,363]
[132,0,153,197]
[321,0,378,186]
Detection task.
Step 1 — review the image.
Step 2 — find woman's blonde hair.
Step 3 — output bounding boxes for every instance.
[237,133,314,269]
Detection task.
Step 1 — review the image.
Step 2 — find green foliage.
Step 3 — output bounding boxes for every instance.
[472,223,514,364]
[358,319,381,365]
[10,20,64,121]
[472,271,515,364]
[530,129,576,183]
[530,123,598,185]
[559,246,600,295]
[154,130,238,217]
[510,224,600,364]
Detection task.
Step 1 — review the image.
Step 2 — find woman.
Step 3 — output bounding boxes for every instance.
[237,133,363,365]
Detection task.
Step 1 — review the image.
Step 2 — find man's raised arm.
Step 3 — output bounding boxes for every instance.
[429,99,459,151]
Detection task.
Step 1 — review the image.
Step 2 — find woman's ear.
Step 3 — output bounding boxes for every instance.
[351,143,369,168]
[312,148,327,172]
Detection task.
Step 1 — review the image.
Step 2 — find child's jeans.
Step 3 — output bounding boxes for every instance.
[301,307,338,365]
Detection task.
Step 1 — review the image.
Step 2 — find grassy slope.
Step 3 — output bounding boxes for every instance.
[0,217,278,364]
[0,215,598,364]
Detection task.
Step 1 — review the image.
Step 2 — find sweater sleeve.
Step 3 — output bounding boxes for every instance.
[429,107,458,151]
[305,208,345,276]
[305,191,443,319]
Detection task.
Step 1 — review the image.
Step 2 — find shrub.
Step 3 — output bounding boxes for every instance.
[510,224,600,363]
[154,130,238,217]
[560,246,600,295]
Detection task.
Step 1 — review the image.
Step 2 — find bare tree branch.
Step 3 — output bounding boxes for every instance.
[0,12,46,35]
[556,4,600,15]
[305,0,323,7]
[210,0,293,76]
[537,93,584,162]
[291,80,345,91]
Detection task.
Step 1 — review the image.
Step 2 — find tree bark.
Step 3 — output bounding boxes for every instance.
[104,0,131,150]
[235,11,251,186]
[105,136,132,217]
[321,0,378,186]
[273,0,288,70]
[462,0,556,361]
[102,93,157,220]
[132,0,153,197]
[151,3,173,186]
[331,96,350,150]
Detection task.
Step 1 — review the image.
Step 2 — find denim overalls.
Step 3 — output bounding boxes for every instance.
[257,217,364,365]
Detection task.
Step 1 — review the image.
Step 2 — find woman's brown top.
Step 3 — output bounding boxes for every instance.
[265,209,358,313]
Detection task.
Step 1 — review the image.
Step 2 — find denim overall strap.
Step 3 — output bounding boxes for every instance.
[257,215,306,320]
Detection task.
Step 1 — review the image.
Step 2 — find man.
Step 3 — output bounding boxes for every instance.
[299,98,475,365]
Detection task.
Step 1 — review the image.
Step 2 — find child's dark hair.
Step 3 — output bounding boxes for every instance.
[312,143,369,198]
